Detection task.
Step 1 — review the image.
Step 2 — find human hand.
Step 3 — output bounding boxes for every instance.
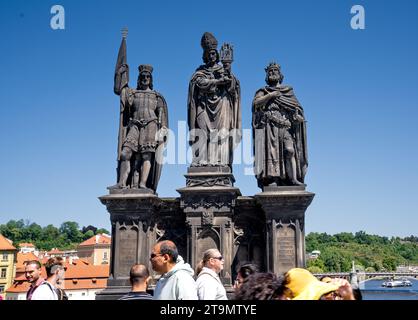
[328,278,355,300]
[217,76,231,85]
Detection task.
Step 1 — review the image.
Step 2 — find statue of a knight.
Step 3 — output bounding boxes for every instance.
[109,32,168,193]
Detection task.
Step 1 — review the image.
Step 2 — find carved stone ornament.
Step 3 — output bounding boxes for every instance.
[233,226,244,244]
[182,194,235,211]
[186,176,233,187]
[201,210,214,226]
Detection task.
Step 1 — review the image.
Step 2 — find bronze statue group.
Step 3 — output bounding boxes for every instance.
[105,32,358,301]
[108,31,308,194]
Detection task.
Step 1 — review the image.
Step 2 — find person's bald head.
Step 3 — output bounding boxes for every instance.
[130,264,149,284]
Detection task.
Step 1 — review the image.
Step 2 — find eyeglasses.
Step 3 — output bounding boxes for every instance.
[212,256,223,261]
[150,253,163,259]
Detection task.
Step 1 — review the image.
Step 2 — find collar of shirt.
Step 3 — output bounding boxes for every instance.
[30,277,45,289]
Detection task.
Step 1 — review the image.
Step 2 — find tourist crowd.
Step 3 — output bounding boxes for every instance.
[22,240,361,300]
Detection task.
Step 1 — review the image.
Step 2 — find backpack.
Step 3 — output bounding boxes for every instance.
[55,287,69,300]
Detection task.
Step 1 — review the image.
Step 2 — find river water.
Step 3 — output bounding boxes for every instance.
[360,278,418,300]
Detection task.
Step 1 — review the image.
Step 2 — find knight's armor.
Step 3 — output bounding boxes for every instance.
[123,90,163,154]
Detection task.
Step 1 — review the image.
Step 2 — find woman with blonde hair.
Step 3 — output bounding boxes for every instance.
[195,248,227,300]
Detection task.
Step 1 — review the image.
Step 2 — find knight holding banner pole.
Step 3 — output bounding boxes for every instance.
[109,28,169,193]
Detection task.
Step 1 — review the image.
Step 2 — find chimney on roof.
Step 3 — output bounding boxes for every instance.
[96,235,99,244]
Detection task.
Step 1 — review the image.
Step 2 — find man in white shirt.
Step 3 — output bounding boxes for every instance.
[31,257,66,300]
[25,260,45,300]
[151,240,198,300]
[196,248,228,300]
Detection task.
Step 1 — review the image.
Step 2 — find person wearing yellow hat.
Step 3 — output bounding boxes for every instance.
[284,268,343,300]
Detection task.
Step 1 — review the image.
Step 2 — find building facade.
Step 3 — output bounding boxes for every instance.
[6,259,109,300]
[77,234,111,266]
[0,234,17,299]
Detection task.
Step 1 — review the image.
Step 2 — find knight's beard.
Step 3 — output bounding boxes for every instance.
[138,81,150,90]
[269,75,280,82]
[268,75,280,86]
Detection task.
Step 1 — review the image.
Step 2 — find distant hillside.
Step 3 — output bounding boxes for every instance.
[1,220,416,273]
[306,231,418,273]
[0,219,109,251]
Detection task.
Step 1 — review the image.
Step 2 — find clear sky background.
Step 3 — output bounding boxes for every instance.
[0,0,417,237]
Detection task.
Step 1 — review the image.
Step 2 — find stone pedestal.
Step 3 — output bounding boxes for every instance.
[97,175,314,299]
[185,166,235,187]
[178,166,241,286]
[95,192,161,300]
[255,186,315,274]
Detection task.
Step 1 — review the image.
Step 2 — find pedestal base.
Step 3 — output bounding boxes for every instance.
[185,166,235,187]
[255,188,315,274]
[177,181,241,286]
[95,285,130,300]
[98,181,315,298]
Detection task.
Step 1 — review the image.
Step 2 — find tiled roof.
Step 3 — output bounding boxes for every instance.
[19,242,35,248]
[7,264,109,293]
[6,278,108,292]
[16,252,40,271]
[5,280,31,293]
[78,234,111,247]
[0,233,17,250]
[48,248,64,254]
[64,265,109,279]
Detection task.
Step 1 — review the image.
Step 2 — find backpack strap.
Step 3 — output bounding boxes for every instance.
[42,281,59,299]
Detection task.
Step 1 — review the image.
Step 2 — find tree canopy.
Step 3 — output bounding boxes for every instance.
[306,231,418,273]
[0,219,109,251]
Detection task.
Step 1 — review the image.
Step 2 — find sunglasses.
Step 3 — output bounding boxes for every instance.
[150,253,164,259]
[212,256,223,261]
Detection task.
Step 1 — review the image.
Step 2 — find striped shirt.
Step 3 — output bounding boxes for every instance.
[119,291,153,300]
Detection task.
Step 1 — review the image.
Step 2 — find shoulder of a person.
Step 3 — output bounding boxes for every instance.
[174,270,196,284]
[197,275,219,288]
[31,283,55,299]
[197,271,217,280]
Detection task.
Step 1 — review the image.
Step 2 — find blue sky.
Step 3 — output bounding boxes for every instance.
[0,0,417,237]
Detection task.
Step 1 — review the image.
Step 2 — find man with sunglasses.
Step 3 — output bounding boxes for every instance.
[195,248,227,300]
[151,240,197,300]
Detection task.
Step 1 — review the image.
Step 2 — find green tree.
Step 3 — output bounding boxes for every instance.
[335,232,355,243]
[321,249,351,272]
[307,258,325,272]
[95,228,110,235]
[41,224,60,241]
[307,265,324,273]
[382,257,398,271]
[23,223,43,242]
[59,221,83,243]
[83,230,95,240]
